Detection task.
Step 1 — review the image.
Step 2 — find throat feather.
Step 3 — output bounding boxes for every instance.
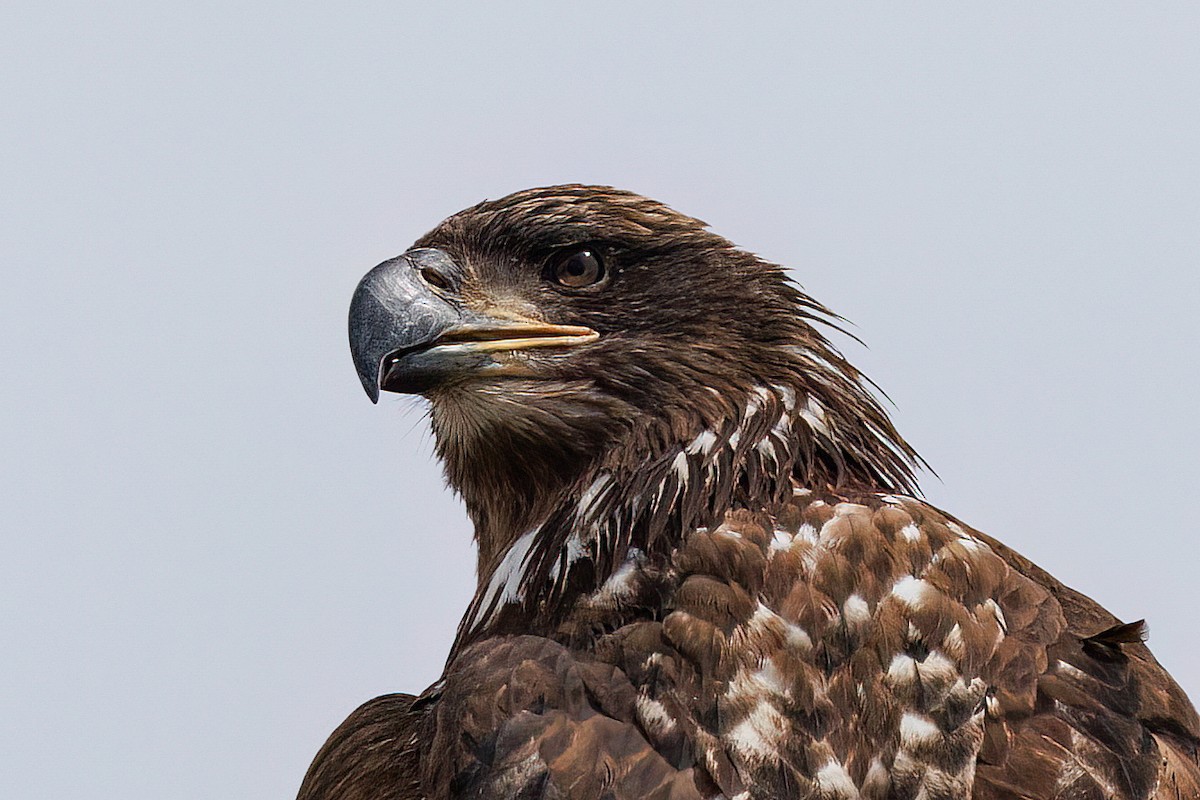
[452,385,806,654]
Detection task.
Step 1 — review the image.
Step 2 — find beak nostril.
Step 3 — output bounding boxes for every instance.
[420,267,453,292]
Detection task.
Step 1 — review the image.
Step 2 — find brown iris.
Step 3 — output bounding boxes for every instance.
[551,249,605,288]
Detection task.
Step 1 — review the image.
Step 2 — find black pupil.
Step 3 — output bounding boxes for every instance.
[558,251,600,286]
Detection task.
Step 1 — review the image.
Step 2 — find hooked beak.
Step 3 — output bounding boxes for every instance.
[348,249,599,402]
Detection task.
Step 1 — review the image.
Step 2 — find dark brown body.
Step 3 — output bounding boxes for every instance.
[300,491,1200,799]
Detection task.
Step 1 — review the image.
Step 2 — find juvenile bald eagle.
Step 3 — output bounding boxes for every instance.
[302,186,1199,799]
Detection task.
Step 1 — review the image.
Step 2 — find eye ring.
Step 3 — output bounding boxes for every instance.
[550,249,606,289]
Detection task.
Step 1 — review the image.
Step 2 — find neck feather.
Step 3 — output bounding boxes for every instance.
[430,380,637,572]
[448,376,920,657]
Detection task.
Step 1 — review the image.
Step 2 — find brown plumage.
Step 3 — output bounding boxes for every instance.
[306,185,1200,799]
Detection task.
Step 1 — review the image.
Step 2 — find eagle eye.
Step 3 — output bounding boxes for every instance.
[550,249,605,289]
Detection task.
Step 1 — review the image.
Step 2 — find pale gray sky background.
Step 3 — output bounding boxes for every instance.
[2,3,1198,798]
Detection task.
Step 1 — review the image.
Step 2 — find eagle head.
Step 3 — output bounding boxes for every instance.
[349,185,919,569]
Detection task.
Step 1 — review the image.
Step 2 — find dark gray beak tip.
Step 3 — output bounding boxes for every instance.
[361,374,381,404]
[349,269,394,405]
